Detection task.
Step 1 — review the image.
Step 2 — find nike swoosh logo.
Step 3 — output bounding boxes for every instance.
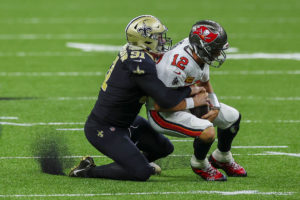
[73,168,85,176]
[133,59,142,62]
[174,71,181,75]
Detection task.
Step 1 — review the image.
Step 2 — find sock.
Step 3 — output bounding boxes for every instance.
[193,137,214,160]
[217,114,241,152]
[212,148,233,163]
[190,155,210,169]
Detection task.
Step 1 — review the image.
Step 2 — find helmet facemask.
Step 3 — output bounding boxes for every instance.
[151,32,172,53]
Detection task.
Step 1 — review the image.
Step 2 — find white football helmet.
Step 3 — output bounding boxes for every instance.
[125,15,172,54]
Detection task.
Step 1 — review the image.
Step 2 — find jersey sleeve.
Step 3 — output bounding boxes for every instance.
[125,53,157,76]
[134,71,191,109]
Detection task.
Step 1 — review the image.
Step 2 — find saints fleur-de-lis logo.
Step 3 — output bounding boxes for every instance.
[137,21,152,37]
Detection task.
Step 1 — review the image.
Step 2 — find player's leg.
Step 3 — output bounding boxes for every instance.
[148,110,226,181]
[210,103,247,177]
[130,116,174,163]
[70,114,155,181]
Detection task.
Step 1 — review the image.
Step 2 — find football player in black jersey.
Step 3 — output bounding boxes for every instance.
[69,15,209,181]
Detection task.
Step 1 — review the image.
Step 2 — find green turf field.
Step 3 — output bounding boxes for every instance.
[0,0,300,199]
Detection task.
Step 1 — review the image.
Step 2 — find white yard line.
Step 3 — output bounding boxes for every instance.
[1,119,299,127]
[0,34,123,40]
[1,151,297,160]
[0,190,295,198]
[0,52,94,57]
[227,53,300,60]
[0,116,18,120]
[56,128,84,131]
[0,70,299,77]
[0,72,103,76]
[1,17,300,24]
[0,122,84,126]
[211,70,300,75]
[265,151,300,157]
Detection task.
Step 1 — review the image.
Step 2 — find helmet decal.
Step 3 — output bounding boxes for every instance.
[193,26,219,43]
[137,21,153,38]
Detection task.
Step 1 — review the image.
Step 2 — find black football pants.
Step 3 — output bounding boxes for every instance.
[84,114,174,181]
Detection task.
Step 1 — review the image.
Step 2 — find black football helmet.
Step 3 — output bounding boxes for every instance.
[189,20,229,68]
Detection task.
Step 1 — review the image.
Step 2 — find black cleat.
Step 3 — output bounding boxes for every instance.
[69,156,96,177]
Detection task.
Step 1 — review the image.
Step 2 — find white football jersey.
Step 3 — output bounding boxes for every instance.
[156,38,210,88]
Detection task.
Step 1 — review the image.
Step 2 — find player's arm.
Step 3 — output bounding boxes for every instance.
[135,73,204,109]
[197,80,220,122]
[154,86,209,111]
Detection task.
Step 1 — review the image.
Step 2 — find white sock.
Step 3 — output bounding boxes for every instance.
[212,149,233,163]
[190,155,210,169]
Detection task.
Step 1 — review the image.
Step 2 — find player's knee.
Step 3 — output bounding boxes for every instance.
[228,113,241,134]
[198,126,215,143]
[133,166,153,181]
[162,139,174,156]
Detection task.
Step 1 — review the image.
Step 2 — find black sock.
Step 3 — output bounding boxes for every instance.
[193,138,214,160]
[217,114,241,152]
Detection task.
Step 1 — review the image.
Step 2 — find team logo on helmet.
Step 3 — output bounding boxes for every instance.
[193,26,219,43]
[137,21,152,38]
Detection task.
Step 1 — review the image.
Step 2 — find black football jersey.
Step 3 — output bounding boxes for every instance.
[91,45,190,127]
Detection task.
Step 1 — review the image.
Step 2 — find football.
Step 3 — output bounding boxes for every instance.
[190,105,209,118]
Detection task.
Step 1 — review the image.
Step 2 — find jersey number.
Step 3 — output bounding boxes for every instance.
[171,54,189,70]
[101,51,145,91]
[101,56,119,91]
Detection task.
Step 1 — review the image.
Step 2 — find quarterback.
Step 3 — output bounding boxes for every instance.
[147,20,247,181]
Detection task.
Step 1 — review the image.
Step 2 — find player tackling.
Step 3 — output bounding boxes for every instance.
[147,20,247,181]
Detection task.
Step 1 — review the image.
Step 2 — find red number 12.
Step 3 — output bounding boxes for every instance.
[171,54,189,70]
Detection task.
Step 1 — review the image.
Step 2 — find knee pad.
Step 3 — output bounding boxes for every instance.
[229,113,241,134]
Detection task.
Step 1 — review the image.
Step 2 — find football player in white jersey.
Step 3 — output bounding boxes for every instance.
[147,20,247,181]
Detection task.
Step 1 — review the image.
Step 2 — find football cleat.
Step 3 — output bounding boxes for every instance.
[209,155,247,177]
[69,156,96,178]
[149,162,161,175]
[191,164,227,181]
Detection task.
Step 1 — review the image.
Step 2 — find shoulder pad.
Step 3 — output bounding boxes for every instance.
[126,50,156,75]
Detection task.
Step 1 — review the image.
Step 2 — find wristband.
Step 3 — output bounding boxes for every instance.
[208,93,220,109]
[185,97,194,109]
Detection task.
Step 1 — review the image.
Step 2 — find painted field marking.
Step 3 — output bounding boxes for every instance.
[0,122,84,126]
[265,151,300,157]
[227,53,300,60]
[0,71,299,77]
[0,72,103,76]
[0,52,94,57]
[0,190,295,198]
[56,128,83,131]
[0,117,18,120]
[1,150,297,160]
[1,119,299,127]
[66,42,123,52]
[1,17,300,24]
[0,34,123,40]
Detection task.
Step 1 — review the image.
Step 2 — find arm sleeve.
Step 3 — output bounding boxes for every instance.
[134,73,191,109]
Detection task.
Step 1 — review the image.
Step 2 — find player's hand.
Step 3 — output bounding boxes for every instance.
[201,109,219,122]
[189,85,206,96]
[193,92,209,107]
